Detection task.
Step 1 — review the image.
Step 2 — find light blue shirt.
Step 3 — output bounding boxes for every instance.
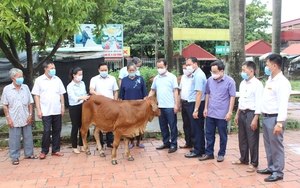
[188,68,207,102]
[151,71,178,108]
[67,80,87,106]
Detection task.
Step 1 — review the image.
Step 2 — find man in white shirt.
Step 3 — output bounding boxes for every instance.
[32,61,66,159]
[233,61,263,172]
[257,54,291,182]
[118,57,142,86]
[90,62,119,147]
[179,61,193,149]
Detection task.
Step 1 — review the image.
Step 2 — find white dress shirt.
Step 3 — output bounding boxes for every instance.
[31,74,66,116]
[89,75,118,99]
[179,74,192,100]
[261,72,291,121]
[238,76,263,114]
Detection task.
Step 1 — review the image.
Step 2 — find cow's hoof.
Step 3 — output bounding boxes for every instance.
[112,160,118,165]
[100,153,106,157]
[86,151,91,155]
[128,156,134,161]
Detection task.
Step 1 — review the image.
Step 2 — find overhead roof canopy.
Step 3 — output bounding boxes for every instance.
[245,40,271,56]
[174,43,217,61]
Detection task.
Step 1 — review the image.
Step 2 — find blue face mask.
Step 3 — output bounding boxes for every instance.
[100,71,108,77]
[240,72,250,80]
[128,72,136,77]
[49,69,56,77]
[15,77,24,85]
[264,66,272,75]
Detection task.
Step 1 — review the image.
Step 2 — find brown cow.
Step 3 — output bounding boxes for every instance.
[80,95,160,165]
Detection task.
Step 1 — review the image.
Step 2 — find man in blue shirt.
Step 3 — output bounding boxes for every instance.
[148,58,179,153]
[184,57,207,158]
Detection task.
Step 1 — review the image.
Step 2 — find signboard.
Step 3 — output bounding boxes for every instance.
[173,28,230,41]
[215,46,230,55]
[123,46,130,56]
[75,24,123,58]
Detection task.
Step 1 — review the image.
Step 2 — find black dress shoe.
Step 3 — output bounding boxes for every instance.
[179,145,192,149]
[199,154,214,161]
[185,152,200,158]
[264,175,283,182]
[156,145,170,150]
[257,168,272,174]
[107,143,113,148]
[168,146,177,153]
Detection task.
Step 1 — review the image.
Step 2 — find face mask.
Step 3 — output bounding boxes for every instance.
[264,66,272,75]
[186,65,194,74]
[241,72,250,80]
[100,71,108,77]
[75,75,83,82]
[183,69,189,76]
[128,72,136,77]
[49,69,56,77]
[211,73,220,79]
[157,68,166,75]
[15,77,24,85]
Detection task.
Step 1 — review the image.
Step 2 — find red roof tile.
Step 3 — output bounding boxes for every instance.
[173,43,217,60]
[282,43,300,55]
[245,40,271,56]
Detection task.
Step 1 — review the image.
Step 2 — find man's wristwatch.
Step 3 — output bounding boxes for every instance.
[276,123,283,128]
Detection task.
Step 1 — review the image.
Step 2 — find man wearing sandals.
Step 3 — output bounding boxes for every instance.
[1,68,38,165]
[233,61,263,172]
[32,61,66,159]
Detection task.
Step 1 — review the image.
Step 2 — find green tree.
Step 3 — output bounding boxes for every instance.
[109,0,164,58]
[0,0,117,89]
[245,0,272,44]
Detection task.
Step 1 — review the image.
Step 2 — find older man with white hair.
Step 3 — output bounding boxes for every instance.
[1,68,37,165]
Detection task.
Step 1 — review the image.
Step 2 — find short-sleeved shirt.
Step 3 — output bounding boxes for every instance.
[179,74,192,100]
[119,76,147,100]
[31,74,66,116]
[1,83,34,127]
[261,72,291,121]
[151,71,178,108]
[238,77,263,114]
[118,67,140,79]
[205,74,236,119]
[188,68,207,102]
[89,75,118,99]
[67,80,87,106]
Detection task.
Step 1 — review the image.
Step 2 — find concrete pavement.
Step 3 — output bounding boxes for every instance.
[0,130,300,187]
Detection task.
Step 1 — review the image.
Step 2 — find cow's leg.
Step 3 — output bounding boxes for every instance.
[94,127,105,157]
[80,126,90,155]
[124,137,134,161]
[111,131,122,165]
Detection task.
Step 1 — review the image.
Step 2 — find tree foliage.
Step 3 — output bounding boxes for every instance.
[108,0,271,57]
[0,0,117,89]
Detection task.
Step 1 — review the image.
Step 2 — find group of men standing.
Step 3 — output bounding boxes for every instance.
[151,54,290,182]
[1,53,291,182]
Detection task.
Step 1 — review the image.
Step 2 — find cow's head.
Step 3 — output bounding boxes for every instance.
[145,96,160,121]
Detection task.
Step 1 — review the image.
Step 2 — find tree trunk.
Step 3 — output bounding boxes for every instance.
[272,0,282,54]
[228,0,246,90]
[164,0,174,71]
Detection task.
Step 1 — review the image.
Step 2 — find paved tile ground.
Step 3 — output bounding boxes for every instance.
[0,130,300,188]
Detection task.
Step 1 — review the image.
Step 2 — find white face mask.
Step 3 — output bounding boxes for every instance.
[211,73,220,79]
[186,65,194,74]
[157,68,166,75]
[75,75,83,82]
[183,69,189,76]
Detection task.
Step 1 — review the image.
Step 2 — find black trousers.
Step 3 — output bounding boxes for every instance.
[189,101,205,155]
[238,110,260,167]
[181,100,193,147]
[41,115,62,154]
[100,132,114,146]
[69,104,83,148]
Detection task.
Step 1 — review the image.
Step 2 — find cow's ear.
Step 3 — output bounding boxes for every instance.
[151,103,158,112]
